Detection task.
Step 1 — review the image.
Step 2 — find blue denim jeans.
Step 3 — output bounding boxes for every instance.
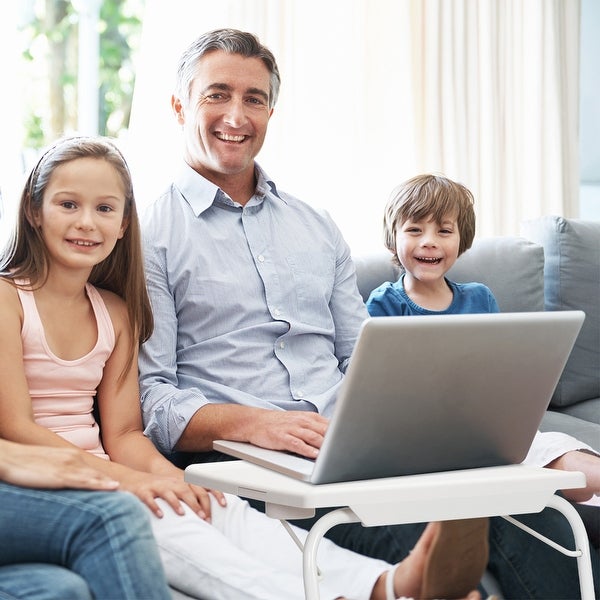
[0,482,171,599]
[0,564,92,600]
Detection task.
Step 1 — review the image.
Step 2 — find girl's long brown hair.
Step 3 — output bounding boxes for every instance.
[0,136,154,377]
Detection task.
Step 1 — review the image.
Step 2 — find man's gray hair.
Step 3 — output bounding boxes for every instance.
[175,28,281,109]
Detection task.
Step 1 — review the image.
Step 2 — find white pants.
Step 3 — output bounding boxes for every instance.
[149,493,390,600]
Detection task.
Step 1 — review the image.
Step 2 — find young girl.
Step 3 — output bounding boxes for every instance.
[0,137,484,600]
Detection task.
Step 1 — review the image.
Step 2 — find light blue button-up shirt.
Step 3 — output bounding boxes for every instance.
[139,162,368,454]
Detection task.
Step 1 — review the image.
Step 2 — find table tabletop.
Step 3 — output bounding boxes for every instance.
[185,460,585,524]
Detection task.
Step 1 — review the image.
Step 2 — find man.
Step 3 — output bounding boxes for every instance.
[139,28,599,598]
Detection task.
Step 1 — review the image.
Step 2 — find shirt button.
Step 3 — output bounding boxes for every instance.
[257,254,265,262]
[296,390,304,399]
[273,308,281,317]
[279,341,286,349]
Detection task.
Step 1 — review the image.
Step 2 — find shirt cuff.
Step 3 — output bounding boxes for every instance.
[523,430,598,467]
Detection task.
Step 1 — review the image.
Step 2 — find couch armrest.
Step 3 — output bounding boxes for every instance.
[541,411,600,453]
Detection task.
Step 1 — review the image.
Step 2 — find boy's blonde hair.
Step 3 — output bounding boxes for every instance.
[383,174,476,268]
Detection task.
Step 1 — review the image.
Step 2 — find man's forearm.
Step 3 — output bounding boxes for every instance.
[174,404,258,452]
[174,404,329,458]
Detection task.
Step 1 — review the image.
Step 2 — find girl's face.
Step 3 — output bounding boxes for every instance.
[35,157,127,273]
[395,213,461,283]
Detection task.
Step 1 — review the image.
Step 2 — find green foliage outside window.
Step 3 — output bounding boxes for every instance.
[20,0,143,149]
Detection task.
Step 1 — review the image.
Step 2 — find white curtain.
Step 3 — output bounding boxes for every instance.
[408,0,581,238]
[126,0,417,253]
[127,0,581,252]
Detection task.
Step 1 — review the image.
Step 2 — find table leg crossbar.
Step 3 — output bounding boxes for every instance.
[285,497,594,600]
[502,494,594,600]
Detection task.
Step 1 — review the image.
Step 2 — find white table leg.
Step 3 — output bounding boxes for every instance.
[302,507,360,600]
[300,496,596,600]
[547,495,595,600]
[502,495,595,600]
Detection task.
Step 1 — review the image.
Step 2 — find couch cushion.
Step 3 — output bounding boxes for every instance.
[353,251,399,302]
[560,398,600,425]
[521,216,600,408]
[541,410,600,453]
[352,238,545,312]
[447,237,545,313]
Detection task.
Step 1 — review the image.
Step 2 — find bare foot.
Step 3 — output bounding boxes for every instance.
[420,518,488,599]
[391,522,439,599]
[381,521,485,600]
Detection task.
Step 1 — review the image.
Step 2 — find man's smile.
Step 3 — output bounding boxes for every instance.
[216,132,248,143]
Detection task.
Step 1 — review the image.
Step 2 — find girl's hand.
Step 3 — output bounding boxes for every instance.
[1,443,119,491]
[119,471,226,520]
[192,484,227,521]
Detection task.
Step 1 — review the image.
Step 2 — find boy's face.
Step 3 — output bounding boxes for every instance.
[395,213,461,282]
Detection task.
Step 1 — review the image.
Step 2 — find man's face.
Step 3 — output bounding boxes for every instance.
[172,50,273,188]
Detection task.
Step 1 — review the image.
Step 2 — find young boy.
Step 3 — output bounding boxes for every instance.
[366,173,600,552]
[366,174,499,316]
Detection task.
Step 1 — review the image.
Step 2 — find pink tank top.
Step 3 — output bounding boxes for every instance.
[18,283,115,459]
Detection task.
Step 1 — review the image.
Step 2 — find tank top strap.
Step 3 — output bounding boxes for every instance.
[15,283,40,341]
[85,283,116,350]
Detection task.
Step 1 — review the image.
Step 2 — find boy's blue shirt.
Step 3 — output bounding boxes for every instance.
[366,273,500,316]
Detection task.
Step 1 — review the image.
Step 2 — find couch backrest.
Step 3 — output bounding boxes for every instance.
[447,237,545,312]
[352,252,399,303]
[521,216,600,410]
[353,236,545,313]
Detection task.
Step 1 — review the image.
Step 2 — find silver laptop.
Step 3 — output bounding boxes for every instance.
[215,311,585,484]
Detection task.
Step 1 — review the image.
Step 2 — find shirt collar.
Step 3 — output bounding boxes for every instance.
[174,161,285,217]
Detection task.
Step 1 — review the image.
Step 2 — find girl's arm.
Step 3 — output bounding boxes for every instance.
[0,281,103,454]
[0,280,220,518]
[0,282,142,482]
[97,289,226,516]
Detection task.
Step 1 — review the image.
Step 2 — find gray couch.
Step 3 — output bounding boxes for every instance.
[353,215,599,451]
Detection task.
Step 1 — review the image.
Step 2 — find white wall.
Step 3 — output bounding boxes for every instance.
[580,0,600,220]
